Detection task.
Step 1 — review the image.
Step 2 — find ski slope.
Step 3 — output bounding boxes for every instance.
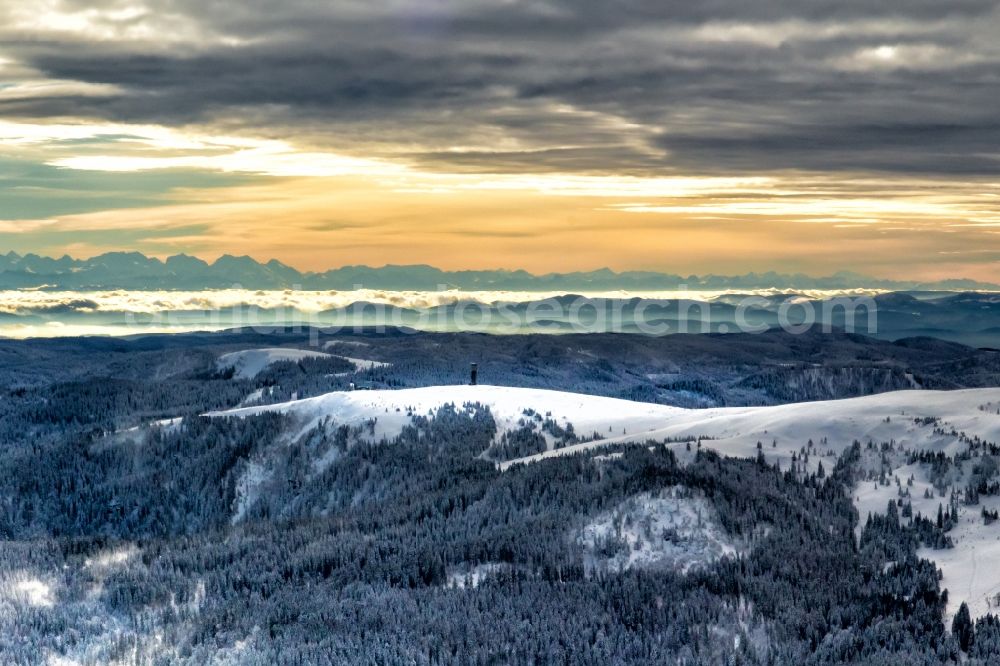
[207,384,1000,619]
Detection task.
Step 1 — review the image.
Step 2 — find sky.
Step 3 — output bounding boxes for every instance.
[0,0,998,281]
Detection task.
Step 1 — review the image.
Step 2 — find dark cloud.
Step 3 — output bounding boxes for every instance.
[2,0,1000,175]
[659,122,1000,174]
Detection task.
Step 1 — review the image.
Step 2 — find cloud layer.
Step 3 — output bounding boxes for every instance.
[4,0,1000,174]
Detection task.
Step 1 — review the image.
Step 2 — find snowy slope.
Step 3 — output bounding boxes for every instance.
[207,384,687,444]
[508,388,1000,471]
[216,348,332,379]
[578,488,740,574]
[208,385,1000,469]
[335,356,390,372]
[216,347,389,379]
[918,496,1000,622]
[206,384,1000,619]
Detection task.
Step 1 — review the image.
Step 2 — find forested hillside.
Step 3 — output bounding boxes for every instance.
[2,328,998,408]
[0,402,993,664]
[1,332,999,663]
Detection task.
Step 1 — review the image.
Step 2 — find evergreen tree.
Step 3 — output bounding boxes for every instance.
[954,602,974,652]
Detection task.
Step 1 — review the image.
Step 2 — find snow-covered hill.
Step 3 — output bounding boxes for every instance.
[216,348,332,379]
[207,384,687,443]
[207,384,1000,621]
[209,385,1000,468]
[216,347,389,379]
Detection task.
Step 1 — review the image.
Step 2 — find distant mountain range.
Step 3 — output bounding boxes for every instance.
[1,251,997,292]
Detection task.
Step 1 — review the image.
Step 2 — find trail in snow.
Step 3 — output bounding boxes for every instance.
[970,547,977,607]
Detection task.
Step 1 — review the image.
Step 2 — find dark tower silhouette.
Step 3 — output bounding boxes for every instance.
[470,362,478,386]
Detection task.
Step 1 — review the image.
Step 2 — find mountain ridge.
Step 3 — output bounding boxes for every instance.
[1,251,997,291]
